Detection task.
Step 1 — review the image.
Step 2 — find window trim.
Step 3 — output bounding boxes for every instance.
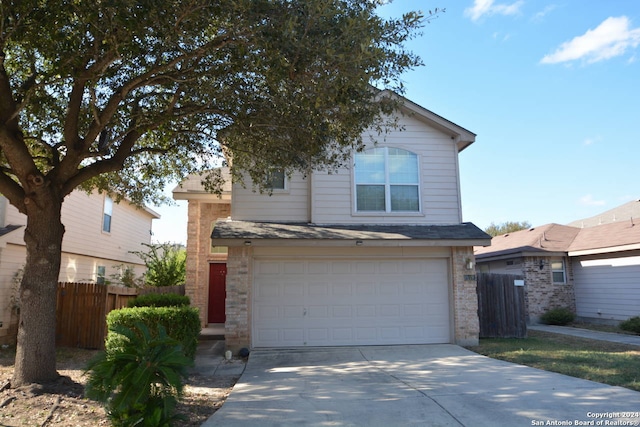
[551,258,566,284]
[353,147,422,214]
[96,265,106,285]
[265,170,289,193]
[102,196,113,233]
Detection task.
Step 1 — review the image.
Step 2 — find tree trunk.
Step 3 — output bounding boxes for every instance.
[11,189,65,386]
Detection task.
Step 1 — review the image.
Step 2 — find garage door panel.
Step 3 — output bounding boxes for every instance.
[253,258,450,347]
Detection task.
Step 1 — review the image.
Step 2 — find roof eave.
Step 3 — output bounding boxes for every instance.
[377,90,476,152]
[213,237,491,248]
[172,190,232,202]
[476,250,568,263]
[568,243,640,257]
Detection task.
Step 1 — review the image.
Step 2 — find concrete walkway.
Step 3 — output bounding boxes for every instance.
[202,344,640,427]
[529,324,640,346]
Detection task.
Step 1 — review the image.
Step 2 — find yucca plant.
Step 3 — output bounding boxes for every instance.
[84,323,192,426]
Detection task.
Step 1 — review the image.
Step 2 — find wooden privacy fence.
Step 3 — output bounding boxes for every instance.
[476,273,527,338]
[55,282,186,349]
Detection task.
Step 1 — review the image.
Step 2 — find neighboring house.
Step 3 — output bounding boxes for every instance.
[475,200,640,325]
[0,190,159,344]
[174,93,491,351]
[474,224,581,323]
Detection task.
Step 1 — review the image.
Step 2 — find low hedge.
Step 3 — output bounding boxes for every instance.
[127,293,190,308]
[106,306,201,359]
[540,307,575,326]
[620,316,640,334]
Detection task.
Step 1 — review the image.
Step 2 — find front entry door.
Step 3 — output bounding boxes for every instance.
[208,263,227,323]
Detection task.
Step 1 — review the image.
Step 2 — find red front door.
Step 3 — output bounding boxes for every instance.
[208,263,227,323]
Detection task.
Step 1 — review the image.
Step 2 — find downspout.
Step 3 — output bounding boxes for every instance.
[307,166,313,223]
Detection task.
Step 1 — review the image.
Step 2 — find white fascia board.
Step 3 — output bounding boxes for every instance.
[568,243,640,257]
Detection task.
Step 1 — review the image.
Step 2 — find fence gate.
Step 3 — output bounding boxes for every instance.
[476,273,527,338]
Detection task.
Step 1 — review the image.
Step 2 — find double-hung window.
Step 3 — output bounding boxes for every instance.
[103,196,113,233]
[354,147,420,212]
[551,259,566,284]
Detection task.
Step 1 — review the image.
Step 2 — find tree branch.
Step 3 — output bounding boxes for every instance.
[0,171,26,213]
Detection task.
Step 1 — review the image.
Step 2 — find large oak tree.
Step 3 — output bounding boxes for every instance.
[0,0,431,385]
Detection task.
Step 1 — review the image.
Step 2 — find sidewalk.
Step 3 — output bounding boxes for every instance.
[528,324,640,346]
[191,325,246,377]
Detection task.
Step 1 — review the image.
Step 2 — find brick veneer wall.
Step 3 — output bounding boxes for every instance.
[185,200,230,328]
[224,246,252,351]
[451,247,480,346]
[222,245,481,350]
[523,256,575,323]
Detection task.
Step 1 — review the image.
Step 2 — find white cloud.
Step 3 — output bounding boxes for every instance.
[464,0,524,22]
[541,16,640,64]
[531,4,557,23]
[579,194,606,207]
[582,136,601,146]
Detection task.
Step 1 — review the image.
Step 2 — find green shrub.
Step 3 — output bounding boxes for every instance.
[619,316,640,334]
[131,243,186,287]
[106,306,201,360]
[127,293,190,308]
[85,323,191,426]
[540,307,575,326]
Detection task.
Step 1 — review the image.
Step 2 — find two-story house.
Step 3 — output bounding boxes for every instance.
[0,190,159,344]
[174,93,491,351]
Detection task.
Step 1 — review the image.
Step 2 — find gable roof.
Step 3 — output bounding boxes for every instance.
[567,199,640,228]
[474,223,581,260]
[172,168,232,202]
[568,220,640,255]
[378,90,476,152]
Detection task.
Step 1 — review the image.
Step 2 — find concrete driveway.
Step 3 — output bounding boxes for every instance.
[203,345,640,427]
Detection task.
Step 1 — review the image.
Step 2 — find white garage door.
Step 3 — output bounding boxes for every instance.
[252,258,451,347]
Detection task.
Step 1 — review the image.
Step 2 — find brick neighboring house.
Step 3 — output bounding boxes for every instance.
[474,224,580,323]
[174,93,491,351]
[475,200,640,325]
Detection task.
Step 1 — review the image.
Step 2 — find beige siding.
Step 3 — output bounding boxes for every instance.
[61,191,155,263]
[0,242,146,344]
[3,191,155,264]
[312,114,462,224]
[231,172,309,222]
[0,244,25,343]
[0,191,154,343]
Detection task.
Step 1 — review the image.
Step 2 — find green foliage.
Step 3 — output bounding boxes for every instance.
[0,0,428,207]
[540,307,575,326]
[132,243,186,287]
[1,0,430,384]
[619,316,640,335]
[106,307,201,360]
[109,264,143,288]
[485,221,532,237]
[85,323,192,426]
[128,293,190,308]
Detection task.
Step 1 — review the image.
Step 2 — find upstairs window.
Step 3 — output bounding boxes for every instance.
[103,196,113,233]
[354,147,420,212]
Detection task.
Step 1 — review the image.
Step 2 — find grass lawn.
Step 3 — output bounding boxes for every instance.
[466,329,640,392]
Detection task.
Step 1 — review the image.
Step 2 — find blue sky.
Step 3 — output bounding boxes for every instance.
[151,0,640,244]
